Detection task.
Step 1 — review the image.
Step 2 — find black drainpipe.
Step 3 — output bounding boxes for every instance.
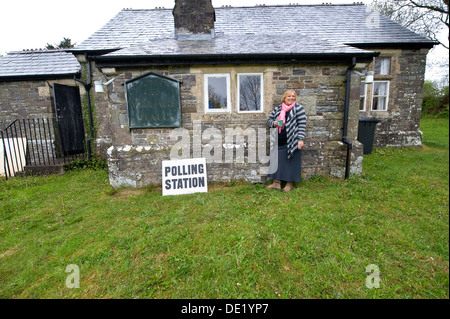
[74,53,95,161]
[343,57,357,179]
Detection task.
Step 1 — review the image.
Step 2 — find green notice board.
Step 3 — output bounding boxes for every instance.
[125,72,182,129]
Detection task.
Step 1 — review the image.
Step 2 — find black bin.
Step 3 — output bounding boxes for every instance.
[357,118,381,154]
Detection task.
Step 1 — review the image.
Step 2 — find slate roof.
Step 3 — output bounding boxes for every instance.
[0,50,81,80]
[102,34,369,57]
[0,4,435,79]
[74,4,435,59]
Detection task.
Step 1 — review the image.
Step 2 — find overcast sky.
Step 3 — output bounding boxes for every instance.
[0,0,447,83]
[0,0,370,55]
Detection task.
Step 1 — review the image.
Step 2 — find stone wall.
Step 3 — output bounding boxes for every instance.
[88,61,365,188]
[0,78,83,130]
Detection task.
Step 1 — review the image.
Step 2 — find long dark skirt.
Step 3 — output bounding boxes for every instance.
[267,145,302,182]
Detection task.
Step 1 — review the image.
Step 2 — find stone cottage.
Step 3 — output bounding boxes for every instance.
[0,50,81,130]
[1,1,435,186]
[0,50,84,176]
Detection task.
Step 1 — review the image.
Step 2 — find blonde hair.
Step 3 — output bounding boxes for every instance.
[282,89,297,104]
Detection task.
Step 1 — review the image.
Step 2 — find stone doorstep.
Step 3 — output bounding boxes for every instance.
[23,164,65,176]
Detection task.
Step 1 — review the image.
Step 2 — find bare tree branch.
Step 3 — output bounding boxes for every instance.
[409,0,448,15]
[371,0,448,49]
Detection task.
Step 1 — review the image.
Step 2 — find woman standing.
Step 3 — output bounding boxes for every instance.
[266,89,307,192]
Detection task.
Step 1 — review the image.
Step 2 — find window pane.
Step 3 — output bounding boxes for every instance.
[373,97,387,111]
[373,97,380,110]
[239,75,262,111]
[208,77,228,109]
[373,82,387,96]
[372,81,389,111]
[360,98,366,111]
[374,58,390,75]
[359,83,366,111]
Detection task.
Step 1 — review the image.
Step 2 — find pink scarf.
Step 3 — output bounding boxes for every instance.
[278,102,295,133]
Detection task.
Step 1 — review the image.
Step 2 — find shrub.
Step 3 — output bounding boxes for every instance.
[422,80,449,118]
[64,158,108,171]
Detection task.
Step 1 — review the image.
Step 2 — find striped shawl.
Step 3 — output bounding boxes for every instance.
[267,102,307,159]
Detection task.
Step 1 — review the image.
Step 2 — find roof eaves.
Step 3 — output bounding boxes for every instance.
[92,51,379,68]
[67,48,123,56]
[348,41,437,50]
[0,72,81,82]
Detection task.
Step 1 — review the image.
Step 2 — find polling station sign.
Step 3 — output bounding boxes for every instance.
[162,158,208,196]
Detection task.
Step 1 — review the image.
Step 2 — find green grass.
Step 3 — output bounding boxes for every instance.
[0,118,448,299]
[420,117,449,150]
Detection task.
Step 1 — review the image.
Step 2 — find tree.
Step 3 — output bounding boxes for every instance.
[208,85,226,109]
[239,76,261,111]
[422,80,449,117]
[371,0,449,49]
[46,37,76,50]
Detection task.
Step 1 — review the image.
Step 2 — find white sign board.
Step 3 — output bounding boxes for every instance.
[162,158,208,196]
[0,138,27,177]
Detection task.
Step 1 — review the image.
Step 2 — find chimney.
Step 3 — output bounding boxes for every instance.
[173,0,216,39]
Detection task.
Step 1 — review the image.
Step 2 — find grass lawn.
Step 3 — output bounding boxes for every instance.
[0,118,448,299]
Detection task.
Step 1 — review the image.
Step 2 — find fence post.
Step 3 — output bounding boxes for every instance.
[1,130,11,180]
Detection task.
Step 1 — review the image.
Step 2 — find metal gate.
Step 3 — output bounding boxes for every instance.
[1,117,86,179]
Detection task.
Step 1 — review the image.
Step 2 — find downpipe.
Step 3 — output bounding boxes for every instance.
[343,57,357,179]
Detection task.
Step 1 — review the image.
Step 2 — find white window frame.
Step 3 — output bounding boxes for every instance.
[359,83,367,112]
[237,73,264,114]
[204,74,231,113]
[371,81,390,111]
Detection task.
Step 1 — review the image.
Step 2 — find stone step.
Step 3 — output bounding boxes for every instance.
[23,164,65,176]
